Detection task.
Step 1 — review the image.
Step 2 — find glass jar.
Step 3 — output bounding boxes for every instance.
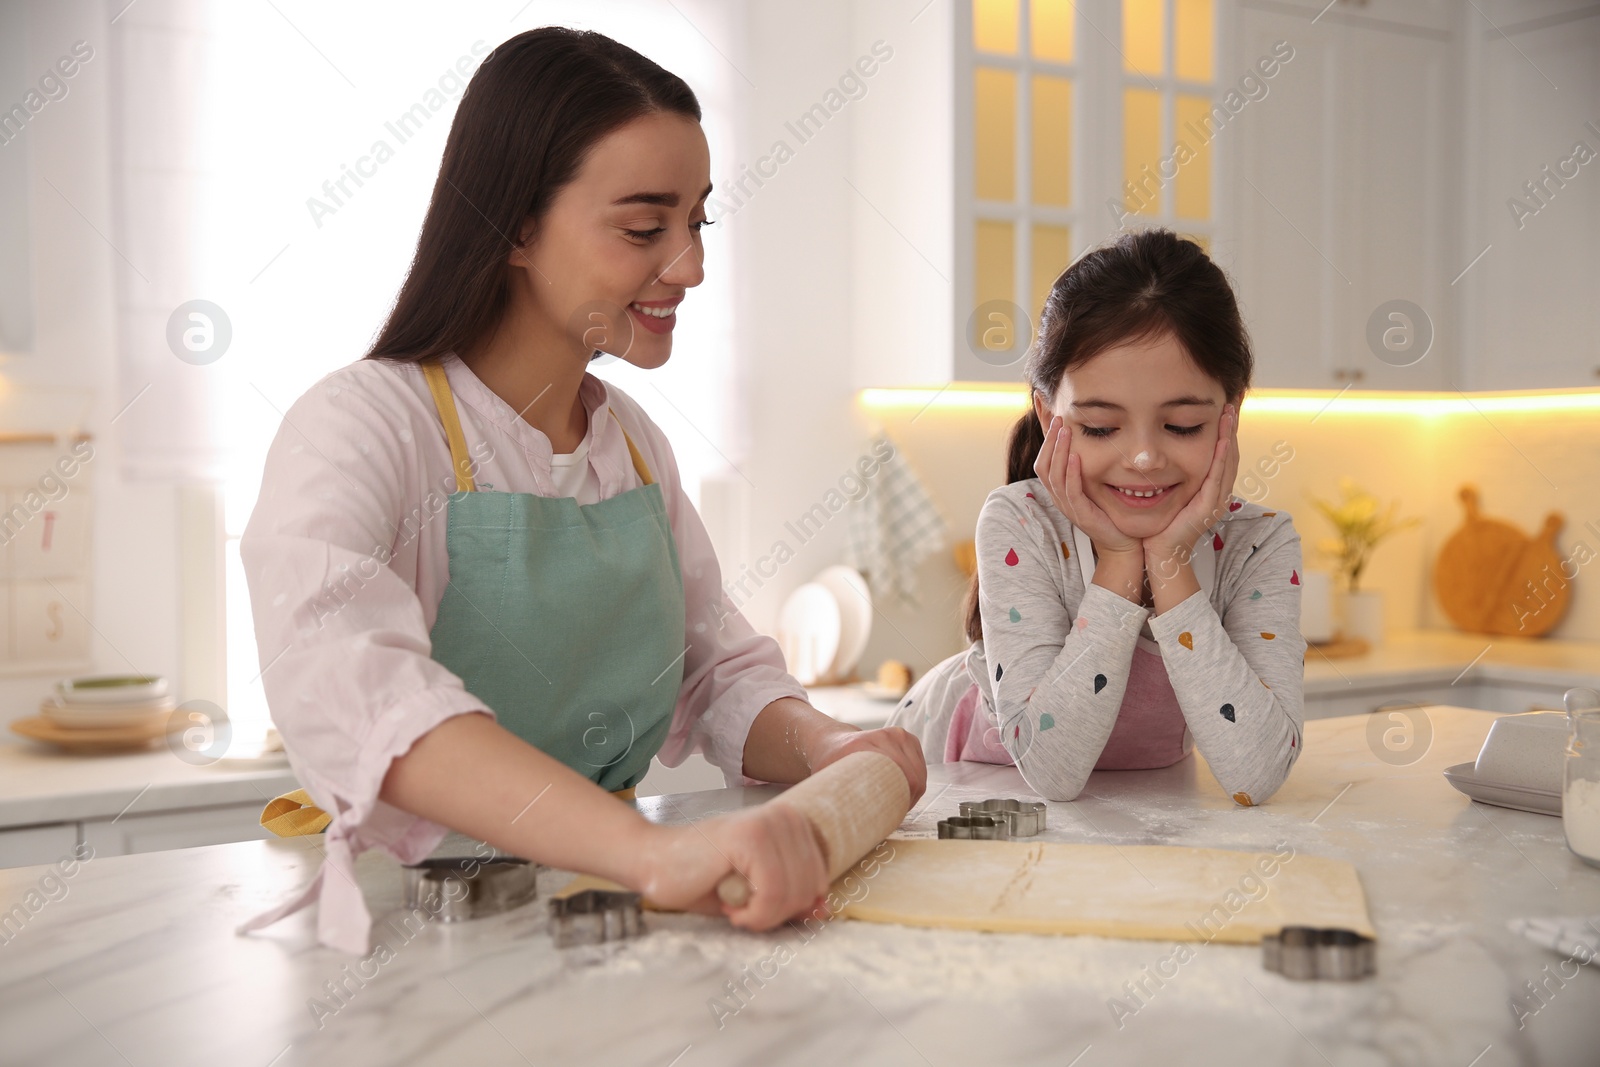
[1562,687,1600,868]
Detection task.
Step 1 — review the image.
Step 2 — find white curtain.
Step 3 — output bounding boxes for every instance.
[108,0,224,481]
[109,0,745,503]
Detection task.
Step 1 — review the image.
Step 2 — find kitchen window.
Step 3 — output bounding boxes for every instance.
[957,0,1218,369]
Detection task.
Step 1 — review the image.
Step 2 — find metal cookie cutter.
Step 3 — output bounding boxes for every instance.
[549,889,646,948]
[401,857,539,922]
[1262,926,1376,981]
[959,799,1048,837]
[937,814,1011,840]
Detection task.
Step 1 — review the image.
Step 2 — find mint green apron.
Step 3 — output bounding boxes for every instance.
[419,361,686,792]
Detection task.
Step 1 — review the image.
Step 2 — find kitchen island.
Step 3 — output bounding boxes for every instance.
[2,706,1596,1066]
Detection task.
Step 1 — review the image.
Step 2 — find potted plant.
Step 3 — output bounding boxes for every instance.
[1310,478,1420,644]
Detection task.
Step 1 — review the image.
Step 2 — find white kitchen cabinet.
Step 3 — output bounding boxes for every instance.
[0,439,94,675]
[11,493,91,578]
[1459,4,1600,390]
[850,0,1597,392]
[0,805,278,869]
[0,822,78,868]
[1466,680,1570,715]
[79,801,274,858]
[12,578,92,665]
[1303,677,1577,721]
[1304,683,1461,720]
[1227,1,1457,389]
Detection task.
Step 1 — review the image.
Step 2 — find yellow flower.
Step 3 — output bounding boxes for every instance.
[1307,480,1419,592]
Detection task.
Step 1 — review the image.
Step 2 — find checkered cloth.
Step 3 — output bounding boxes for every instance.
[848,436,948,605]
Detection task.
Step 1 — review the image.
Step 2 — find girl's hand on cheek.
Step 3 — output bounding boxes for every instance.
[1147,404,1239,567]
[1034,415,1141,557]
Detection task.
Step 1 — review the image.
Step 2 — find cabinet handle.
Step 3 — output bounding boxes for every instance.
[1332,369,1366,383]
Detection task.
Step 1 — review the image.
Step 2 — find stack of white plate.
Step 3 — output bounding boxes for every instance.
[776,565,873,686]
[41,675,176,731]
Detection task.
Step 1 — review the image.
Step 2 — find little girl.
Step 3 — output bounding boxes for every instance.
[890,229,1305,806]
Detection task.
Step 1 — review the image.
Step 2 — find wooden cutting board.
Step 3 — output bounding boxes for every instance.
[9,714,181,753]
[1434,485,1569,636]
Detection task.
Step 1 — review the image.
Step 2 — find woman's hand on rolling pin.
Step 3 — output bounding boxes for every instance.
[629,804,830,930]
[808,725,927,805]
[1034,414,1140,556]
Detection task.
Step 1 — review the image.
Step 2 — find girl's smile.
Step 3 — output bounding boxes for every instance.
[1038,329,1226,540]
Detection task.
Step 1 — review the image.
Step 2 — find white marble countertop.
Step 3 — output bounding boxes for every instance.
[3,706,1598,1066]
[0,740,298,829]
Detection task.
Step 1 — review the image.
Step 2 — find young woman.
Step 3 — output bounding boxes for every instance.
[889,230,1304,806]
[238,28,924,954]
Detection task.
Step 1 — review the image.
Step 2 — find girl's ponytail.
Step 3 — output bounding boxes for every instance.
[962,410,1042,642]
[1004,407,1042,485]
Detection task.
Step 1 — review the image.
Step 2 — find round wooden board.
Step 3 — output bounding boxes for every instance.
[1433,486,1569,636]
[9,714,179,753]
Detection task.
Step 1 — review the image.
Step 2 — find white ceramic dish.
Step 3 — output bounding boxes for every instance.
[54,675,169,705]
[41,697,176,729]
[813,565,872,682]
[1443,761,1561,817]
[777,583,841,687]
[1473,711,1568,795]
[859,682,909,702]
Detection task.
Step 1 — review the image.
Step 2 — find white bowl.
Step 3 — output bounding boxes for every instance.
[42,695,176,729]
[1474,711,1569,795]
[54,675,169,705]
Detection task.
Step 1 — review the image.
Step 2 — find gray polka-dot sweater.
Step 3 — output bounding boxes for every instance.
[975,479,1307,806]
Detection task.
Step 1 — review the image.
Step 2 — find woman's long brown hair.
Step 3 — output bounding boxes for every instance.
[960,229,1254,642]
[365,28,701,364]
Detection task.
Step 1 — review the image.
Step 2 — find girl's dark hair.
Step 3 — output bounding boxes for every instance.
[366,28,701,363]
[961,229,1252,641]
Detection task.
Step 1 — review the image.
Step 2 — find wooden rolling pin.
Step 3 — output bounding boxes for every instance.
[715,750,911,908]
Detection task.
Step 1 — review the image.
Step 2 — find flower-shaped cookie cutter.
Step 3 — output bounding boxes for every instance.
[1262,926,1376,980]
[549,888,646,947]
[959,798,1048,837]
[936,814,1012,840]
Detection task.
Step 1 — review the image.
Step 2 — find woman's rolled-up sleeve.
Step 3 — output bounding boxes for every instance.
[240,372,491,868]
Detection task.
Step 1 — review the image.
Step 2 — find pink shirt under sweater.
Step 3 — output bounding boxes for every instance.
[945,644,1191,768]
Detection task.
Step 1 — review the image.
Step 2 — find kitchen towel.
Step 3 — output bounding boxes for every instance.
[847,435,947,605]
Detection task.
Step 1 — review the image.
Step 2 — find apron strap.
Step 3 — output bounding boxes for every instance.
[611,412,655,487]
[422,360,478,493]
[421,359,657,490]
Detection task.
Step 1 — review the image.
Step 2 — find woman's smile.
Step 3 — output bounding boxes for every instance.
[628,297,681,334]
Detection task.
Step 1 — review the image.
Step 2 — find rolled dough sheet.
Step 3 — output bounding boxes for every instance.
[837,840,1375,944]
